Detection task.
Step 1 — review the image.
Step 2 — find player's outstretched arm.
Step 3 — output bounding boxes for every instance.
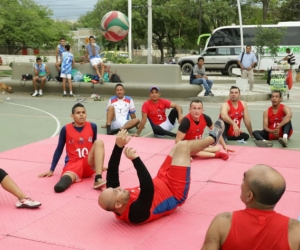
[125,147,154,224]
[38,127,66,178]
[106,130,131,188]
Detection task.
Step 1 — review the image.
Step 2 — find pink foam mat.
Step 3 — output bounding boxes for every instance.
[228,146,300,168]
[209,161,300,192]
[0,137,299,249]
[0,236,76,250]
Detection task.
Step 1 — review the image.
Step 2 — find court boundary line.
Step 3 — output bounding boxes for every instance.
[4,102,60,138]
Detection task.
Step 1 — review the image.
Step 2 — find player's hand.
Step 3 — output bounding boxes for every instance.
[116,129,131,147]
[273,128,279,138]
[124,147,138,160]
[131,133,139,137]
[38,171,53,178]
[101,124,107,128]
[223,145,235,153]
[233,124,241,137]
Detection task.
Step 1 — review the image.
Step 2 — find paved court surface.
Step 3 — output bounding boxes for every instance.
[0,84,300,152]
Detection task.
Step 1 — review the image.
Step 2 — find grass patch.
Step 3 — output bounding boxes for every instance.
[0,70,12,77]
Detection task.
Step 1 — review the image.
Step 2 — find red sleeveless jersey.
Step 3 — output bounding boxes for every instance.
[65,122,94,164]
[184,113,207,140]
[115,178,178,224]
[226,100,244,136]
[222,209,290,250]
[268,104,285,131]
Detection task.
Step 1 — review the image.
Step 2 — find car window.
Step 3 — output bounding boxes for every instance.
[234,47,242,55]
[205,48,217,55]
[217,48,230,55]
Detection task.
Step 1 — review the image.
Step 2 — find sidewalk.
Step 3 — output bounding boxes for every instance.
[0,65,11,70]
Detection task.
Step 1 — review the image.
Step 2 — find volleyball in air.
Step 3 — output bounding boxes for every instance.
[100,11,129,42]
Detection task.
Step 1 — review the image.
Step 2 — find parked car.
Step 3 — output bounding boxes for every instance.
[177,46,243,76]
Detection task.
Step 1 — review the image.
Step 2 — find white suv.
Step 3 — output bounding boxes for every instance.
[177,46,242,76]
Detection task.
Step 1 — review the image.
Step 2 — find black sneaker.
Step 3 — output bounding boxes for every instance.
[209,119,225,146]
[69,94,74,97]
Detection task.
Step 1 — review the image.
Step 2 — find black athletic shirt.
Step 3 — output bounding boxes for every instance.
[106,145,154,223]
[178,114,213,133]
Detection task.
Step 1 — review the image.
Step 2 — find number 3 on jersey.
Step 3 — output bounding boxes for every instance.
[76,148,88,158]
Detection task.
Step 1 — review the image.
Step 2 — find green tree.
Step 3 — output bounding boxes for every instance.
[254,25,286,68]
[0,0,73,54]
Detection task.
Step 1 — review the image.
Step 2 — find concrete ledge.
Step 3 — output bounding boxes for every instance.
[11,62,184,85]
[1,78,203,99]
[186,93,270,103]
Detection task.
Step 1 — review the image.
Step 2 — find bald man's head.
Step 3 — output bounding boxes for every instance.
[241,164,286,207]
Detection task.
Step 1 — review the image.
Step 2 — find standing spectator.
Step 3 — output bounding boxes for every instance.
[190,57,214,96]
[282,48,296,69]
[60,44,75,97]
[32,57,50,97]
[55,38,67,72]
[83,36,104,84]
[237,45,257,91]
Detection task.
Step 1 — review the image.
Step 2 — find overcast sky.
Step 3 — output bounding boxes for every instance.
[34,0,98,21]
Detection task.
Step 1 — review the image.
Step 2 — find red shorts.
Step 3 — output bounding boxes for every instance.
[155,155,191,205]
[268,129,293,140]
[62,157,95,182]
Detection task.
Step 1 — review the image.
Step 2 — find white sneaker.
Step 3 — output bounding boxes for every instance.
[39,90,43,96]
[16,197,41,208]
[100,78,104,84]
[32,91,38,97]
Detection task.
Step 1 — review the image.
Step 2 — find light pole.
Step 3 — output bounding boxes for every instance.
[237,0,244,51]
[128,0,132,61]
[147,0,152,64]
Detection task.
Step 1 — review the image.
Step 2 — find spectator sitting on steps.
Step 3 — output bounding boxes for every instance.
[190,57,214,96]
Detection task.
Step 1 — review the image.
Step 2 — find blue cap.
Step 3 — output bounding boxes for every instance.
[149,86,160,92]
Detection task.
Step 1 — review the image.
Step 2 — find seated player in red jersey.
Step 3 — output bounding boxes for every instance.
[201,164,300,250]
[38,103,106,192]
[253,90,293,148]
[98,120,224,224]
[220,86,253,142]
[176,100,234,161]
[133,86,183,138]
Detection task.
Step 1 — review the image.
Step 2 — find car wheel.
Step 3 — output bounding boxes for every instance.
[228,64,238,76]
[221,70,229,75]
[181,63,193,75]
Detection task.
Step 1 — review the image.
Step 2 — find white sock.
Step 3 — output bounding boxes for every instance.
[70,91,73,95]
[63,91,66,94]
[39,90,43,94]
[283,134,288,139]
[34,90,38,94]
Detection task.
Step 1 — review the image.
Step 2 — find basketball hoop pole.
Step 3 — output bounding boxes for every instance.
[147,0,152,64]
[128,0,132,61]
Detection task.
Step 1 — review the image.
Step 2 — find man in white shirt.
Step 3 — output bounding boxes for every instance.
[237,45,257,91]
[282,48,296,69]
[102,84,140,135]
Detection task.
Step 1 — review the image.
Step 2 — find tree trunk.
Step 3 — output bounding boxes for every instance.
[171,46,176,57]
[262,0,270,23]
[158,42,164,64]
